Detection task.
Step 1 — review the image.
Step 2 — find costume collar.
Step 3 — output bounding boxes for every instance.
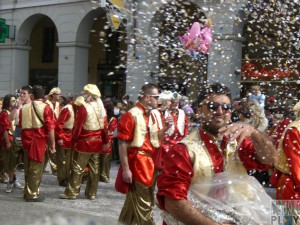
[136,102,147,115]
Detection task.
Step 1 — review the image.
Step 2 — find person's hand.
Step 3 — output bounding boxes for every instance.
[164,116,173,129]
[219,123,256,145]
[102,144,110,152]
[122,167,132,184]
[57,140,63,146]
[49,143,56,153]
[5,141,11,150]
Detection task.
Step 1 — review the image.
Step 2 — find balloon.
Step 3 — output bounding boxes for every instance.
[179,19,213,59]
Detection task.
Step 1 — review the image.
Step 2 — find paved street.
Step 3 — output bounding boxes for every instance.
[0,161,162,225]
[0,161,276,225]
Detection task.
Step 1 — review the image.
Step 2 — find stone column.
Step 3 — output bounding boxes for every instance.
[207,3,246,97]
[0,45,31,96]
[56,42,90,96]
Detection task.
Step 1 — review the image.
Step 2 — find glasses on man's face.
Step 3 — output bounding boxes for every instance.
[206,101,232,112]
[148,95,160,100]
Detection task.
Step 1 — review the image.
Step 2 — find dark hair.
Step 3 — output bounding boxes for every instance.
[138,83,159,100]
[197,83,231,104]
[105,102,114,121]
[236,107,251,119]
[32,85,45,99]
[2,94,16,110]
[21,85,33,94]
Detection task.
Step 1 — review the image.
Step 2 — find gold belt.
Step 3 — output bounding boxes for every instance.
[137,151,151,157]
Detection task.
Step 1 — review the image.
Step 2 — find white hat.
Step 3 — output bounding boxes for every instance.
[159,90,173,100]
[48,87,61,95]
[83,84,101,98]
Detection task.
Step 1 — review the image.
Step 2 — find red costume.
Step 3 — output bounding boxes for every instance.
[164,109,189,149]
[276,127,300,201]
[20,101,55,162]
[72,103,108,153]
[0,110,13,147]
[157,129,270,214]
[107,117,118,153]
[117,103,155,187]
[55,103,76,149]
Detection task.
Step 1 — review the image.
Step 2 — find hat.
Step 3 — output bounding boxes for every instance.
[48,87,61,95]
[83,84,101,98]
[74,96,85,106]
[159,90,173,100]
[293,101,300,112]
[171,92,182,100]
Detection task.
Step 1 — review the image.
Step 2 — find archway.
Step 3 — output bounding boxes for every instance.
[149,0,208,100]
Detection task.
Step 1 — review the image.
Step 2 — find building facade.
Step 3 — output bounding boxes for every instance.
[0,0,254,99]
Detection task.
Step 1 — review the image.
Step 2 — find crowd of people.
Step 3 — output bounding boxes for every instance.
[0,82,299,224]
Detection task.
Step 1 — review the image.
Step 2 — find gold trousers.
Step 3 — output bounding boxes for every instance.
[118,181,155,225]
[64,151,100,198]
[2,140,22,173]
[56,146,72,183]
[44,145,57,173]
[23,150,45,199]
[99,153,111,182]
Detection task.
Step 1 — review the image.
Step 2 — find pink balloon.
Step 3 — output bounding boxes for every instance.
[189,22,201,39]
[178,20,212,57]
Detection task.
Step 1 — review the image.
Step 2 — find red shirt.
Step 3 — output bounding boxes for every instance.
[276,127,300,201]
[72,104,108,153]
[55,104,75,149]
[0,110,13,148]
[157,128,270,210]
[117,103,155,186]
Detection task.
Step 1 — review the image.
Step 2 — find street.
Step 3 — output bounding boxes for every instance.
[0,161,276,225]
[0,161,162,225]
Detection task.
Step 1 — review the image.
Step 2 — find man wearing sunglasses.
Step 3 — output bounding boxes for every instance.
[157,82,276,225]
[116,83,162,225]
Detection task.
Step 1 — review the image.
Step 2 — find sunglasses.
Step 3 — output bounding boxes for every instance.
[206,101,232,112]
[148,95,160,100]
[10,99,16,102]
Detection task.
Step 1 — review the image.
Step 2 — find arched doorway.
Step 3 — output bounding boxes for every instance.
[153,0,208,99]
[88,14,127,99]
[28,16,58,94]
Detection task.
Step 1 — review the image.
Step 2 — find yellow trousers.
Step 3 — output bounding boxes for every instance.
[64,151,100,198]
[23,150,45,199]
[56,146,72,183]
[118,181,155,225]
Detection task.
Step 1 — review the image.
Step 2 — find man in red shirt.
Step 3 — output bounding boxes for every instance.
[116,83,161,225]
[156,83,276,225]
[55,96,84,186]
[59,84,108,200]
[20,85,56,202]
